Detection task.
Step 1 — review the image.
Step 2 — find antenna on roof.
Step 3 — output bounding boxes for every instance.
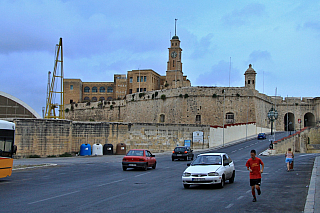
[175,19,178,36]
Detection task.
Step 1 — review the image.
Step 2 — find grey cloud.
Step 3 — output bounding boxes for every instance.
[248,50,271,63]
[189,34,214,59]
[195,60,241,86]
[221,3,266,26]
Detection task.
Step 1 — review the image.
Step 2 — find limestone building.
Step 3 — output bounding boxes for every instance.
[64,35,191,105]
[64,33,319,132]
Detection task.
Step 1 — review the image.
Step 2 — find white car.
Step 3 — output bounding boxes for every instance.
[182,153,235,189]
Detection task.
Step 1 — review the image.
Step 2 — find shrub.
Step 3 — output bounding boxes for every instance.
[28,154,41,158]
[155,92,158,97]
[110,105,114,110]
[161,94,166,100]
[65,108,69,113]
[212,94,217,98]
[179,94,183,98]
[47,155,57,158]
[184,94,189,98]
[59,152,72,157]
[236,93,240,97]
[139,93,145,98]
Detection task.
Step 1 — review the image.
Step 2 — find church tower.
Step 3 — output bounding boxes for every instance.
[165,19,183,89]
[244,64,257,90]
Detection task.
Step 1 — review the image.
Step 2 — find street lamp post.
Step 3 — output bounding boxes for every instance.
[268,107,278,149]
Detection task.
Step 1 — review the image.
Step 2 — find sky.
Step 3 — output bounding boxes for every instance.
[1,0,320,117]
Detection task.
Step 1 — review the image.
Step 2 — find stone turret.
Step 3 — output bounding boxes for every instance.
[244,64,257,90]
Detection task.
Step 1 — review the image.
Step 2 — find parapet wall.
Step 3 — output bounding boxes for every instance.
[272,127,320,154]
[13,119,210,157]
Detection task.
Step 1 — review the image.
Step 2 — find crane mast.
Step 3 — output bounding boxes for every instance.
[45,37,64,119]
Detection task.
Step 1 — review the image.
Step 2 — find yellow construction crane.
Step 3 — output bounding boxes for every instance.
[45,37,65,119]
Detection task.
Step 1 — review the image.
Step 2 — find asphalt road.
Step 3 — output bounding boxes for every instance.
[0,132,317,213]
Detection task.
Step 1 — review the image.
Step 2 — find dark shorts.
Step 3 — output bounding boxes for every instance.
[250,178,261,186]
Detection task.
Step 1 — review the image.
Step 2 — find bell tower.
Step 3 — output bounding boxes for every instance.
[166,19,183,89]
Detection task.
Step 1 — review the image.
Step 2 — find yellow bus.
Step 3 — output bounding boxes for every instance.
[0,120,17,178]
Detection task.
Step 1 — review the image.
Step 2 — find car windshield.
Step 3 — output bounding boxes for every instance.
[126,150,144,156]
[259,133,265,136]
[174,147,186,152]
[192,155,222,165]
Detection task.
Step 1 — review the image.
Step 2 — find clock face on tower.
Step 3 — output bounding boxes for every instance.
[171,51,177,58]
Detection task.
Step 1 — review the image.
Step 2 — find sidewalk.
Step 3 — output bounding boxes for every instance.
[304,156,320,213]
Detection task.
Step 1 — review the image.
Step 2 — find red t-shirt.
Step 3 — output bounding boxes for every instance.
[246,157,264,179]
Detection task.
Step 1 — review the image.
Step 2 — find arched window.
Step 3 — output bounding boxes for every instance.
[107,87,113,93]
[92,97,97,101]
[84,87,90,93]
[107,97,113,101]
[225,112,234,124]
[160,114,165,123]
[99,97,105,101]
[100,87,105,93]
[92,87,98,93]
[84,97,90,101]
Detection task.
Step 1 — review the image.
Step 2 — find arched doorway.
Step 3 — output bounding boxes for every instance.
[284,113,295,131]
[304,112,316,127]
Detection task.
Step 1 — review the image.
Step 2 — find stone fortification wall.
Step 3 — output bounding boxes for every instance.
[66,100,126,122]
[272,127,320,154]
[12,119,210,157]
[65,87,319,132]
[124,87,259,126]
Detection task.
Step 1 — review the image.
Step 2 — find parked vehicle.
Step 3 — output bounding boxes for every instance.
[172,146,194,161]
[122,149,156,171]
[182,153,235,189]
[258,133,267,140]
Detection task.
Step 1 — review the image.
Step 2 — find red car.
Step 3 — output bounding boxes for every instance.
[122,149,157,171]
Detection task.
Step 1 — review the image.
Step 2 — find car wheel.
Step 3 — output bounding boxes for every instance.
[183,184,190,189]
[229,171,235,183]
[152,162,156,169]
[122,166,127,171]
[172,157,175,161]
[144,164,148,171]
[219,176,225,188]
[185,156,188,161]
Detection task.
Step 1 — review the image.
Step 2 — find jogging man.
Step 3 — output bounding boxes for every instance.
[246,149,264,202]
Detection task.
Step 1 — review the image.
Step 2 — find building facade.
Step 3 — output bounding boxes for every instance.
[64,35,191,105]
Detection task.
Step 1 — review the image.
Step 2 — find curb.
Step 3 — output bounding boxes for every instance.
[304,156,319,213]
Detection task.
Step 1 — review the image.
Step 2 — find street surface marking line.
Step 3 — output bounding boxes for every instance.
[28,190,80,205]
[231,150,236,153]
[225,203,234,209]
[135,172,151,177]
[98,179,125,187]
[237,196,244,200]
[246,190,251,193]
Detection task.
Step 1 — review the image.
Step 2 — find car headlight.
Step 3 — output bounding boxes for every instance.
[208,172,219,176]
[183,172,191,177]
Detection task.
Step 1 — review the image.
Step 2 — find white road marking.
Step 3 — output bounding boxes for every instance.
[238,148,243,150]
[98,179,126,187]
[231,150,237,153]
[135,172,151,177]
[28,190,80,205]
[246,190,251,193]
[225,203,234,209]
[237,196,244,200]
